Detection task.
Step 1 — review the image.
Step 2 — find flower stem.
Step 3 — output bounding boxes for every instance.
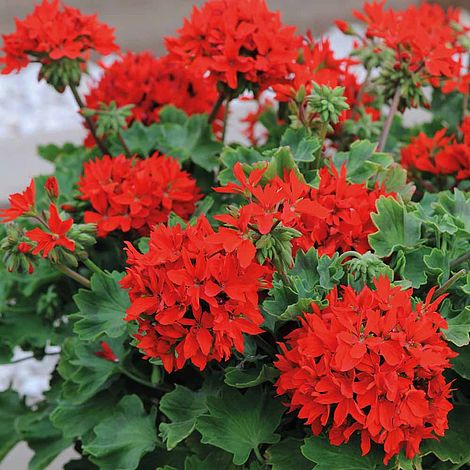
[377,86,401,152]
[433,269,466,299]
[9,352,60,364]
[69,83,109,155]
[222,98,230,144]
[253,446,264,464]
[338,251,361,263]
[117,130,132,157]
[83,257,105,275]
[450,251,470,269]
[56,264,91,288]
[208,90,226,124]
[314,122,328,168]
[119,367,170,392]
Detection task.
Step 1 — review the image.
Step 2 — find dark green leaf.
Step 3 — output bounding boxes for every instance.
[280,128,320,162]
[443,307,470,347]
[83,395,157,470]
[224,365,279,388]
[451,346,470,379]
[196,388,284,465]
[267,437,312,470]
[0,390,27,461]
[71,271,130,342]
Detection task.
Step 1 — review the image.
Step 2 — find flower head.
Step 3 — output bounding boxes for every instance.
[78,153,201,237]
[275,277,456,464]
[0,179,36,223]
[120,216,270,372]
[1,0,118,76]
[166,0,299,92]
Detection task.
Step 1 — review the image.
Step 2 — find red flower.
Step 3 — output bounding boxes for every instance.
[84,52,222,146]
[0,179,35,223]
[0,0,118,74]
[78,153,201,237]
[95,341,118,362]
[120,216,270,372]
[25,203,75,257]
[214,162,392,260]
[401,118,470,180]
[351,1,469,93]
[45,176,59,199]
[165,0,299,92]
[274,277,456,464]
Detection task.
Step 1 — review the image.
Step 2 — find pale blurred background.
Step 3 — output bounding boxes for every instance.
[0,1,465,469]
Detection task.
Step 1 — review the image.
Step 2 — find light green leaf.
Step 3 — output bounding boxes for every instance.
[83,395,157,470]
[395,248,431,288]
[369,197,422,257]
[267,438,312,470]
[301,436,386,470]
[224,365,279,388]
[159,385,209,450]
[280,127,320,162]
[443,307,470,347]
[218,147,264,186]
[196,388,284,465]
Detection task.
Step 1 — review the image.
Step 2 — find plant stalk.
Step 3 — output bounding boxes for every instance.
[119,367,170,392]
[69,83,109,155]
[117,131,132,157]
[377,86,401,152]
[208,90,226,124]
[83,257,105,275]
[9,352,60,364]
[433,269,466,299]
[450,251,470,269]
[56,264,91,288]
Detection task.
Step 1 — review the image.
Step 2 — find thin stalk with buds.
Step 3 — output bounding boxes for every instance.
[377,86,401,152]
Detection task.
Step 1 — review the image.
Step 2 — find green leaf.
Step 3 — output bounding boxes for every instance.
[224,365,279,388]
[218,146,264,185]
[71,271,130,342]
[184,451,235,470]
[0,390,27,461]
[58,336,124,404]
[369,197,422,257]
[267,438,312,470]
[153,113,222,171]
[421,404,470,465]
[37,142,81,163]
[159,385,209,450]
[394,248,431,288]
[118,122,160,156]
[443,307,470,347]
[280,127,320,162]
[15,407,70,470]
[83,395,157,470]
[451,346,470,379]
[196,388,284,465]
[261,147,305,184]
[301,436,386,470]
[51,390,120,441]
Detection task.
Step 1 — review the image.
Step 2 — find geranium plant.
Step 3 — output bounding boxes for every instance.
[0,0,469,469]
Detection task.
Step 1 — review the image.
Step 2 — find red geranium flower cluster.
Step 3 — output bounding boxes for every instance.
[0,179,36,223]
[84,52,220,146]
[78,153,201,237]
[165,0,299,91]
[401,117,470,180]
[0,0,118,74]
[274,277,456,464]
[120,216,270,372]
[353,1,469,92]
[214,163,391,263]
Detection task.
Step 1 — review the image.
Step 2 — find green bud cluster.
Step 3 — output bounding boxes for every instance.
[82,101,134,138]
[307,83,350,124]
[39,57,83,92]
[344,251,394,290]
[0,224,35,274]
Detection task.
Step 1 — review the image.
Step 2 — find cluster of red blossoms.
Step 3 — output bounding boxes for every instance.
[120,216,270,372]
[214,163,391,262]
[401,117,470,180]
[165,0,299,91]
[84,52,221,146]
[275,277,456,464]
[0,177,75,260]
[0,0,118,74]
[353,1,469,92]
[78,153,201,237]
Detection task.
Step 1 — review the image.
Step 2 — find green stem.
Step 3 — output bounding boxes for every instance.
[83,258,105,275]
[119,367,170,392]
[433,269,467,299]
[69,83,109,155]
[377,86,401,152]
[254,335,276,356]
[222,99,230,144]
[56,264,91,288]
[338,251,361,263]
[253,446,264,464]
[208,90,226,124]
[117,130,132,157]
[314,122,328,169]
[450,251,470,269]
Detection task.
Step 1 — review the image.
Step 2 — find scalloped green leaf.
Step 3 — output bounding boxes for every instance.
[280,127,320,162]
[196,388,284,465]
[224,365,279,388]
[0,390,27,461]
[267,437,312,470]
[83,395,157,470]
[71,271,129,342]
